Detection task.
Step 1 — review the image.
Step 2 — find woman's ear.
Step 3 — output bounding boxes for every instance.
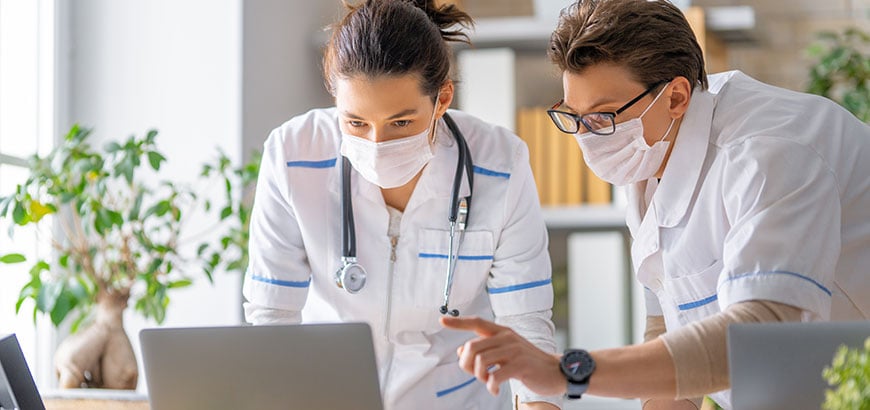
[668,76,692,119]
[436,81,455,118]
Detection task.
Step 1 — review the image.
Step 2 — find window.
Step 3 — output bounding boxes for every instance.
[0,0,59,388]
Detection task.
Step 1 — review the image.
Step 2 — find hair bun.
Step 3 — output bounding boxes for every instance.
[409,0,474,43]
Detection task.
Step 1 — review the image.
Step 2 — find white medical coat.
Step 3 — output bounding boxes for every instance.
[627,71,870,408]
[243,108,555,409]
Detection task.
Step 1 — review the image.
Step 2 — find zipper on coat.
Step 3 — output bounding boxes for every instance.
[381,235,399,406]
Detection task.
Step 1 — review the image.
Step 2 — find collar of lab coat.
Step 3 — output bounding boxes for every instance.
[627,87,715,229]
[328,119,472,214]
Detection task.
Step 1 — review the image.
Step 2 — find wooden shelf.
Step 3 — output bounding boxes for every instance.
[542,205,626,230]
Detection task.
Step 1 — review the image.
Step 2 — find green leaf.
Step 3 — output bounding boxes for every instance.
[127,191,143,220]
[0,253,26,264]
[144,200,171,218]
[167,279,192,289]
[36,281,64,313]
[107,209,124,228]
[49,288,78,326]
[12,201,28,225]
[196,243,209,257]
[220,206,232,220]
[105,141,122,153]
[0,195,13,217]
[147,151,166,171]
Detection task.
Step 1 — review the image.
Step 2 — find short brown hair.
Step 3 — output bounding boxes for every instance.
[549,0,708,90]
[323,0,473,99]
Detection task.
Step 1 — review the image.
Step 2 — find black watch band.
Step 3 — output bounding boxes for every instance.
[560,349,595,400]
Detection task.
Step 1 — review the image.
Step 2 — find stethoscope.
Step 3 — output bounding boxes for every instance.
[335,113,474,317]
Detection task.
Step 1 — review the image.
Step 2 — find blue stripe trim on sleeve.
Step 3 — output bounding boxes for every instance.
[418,253,494,261]
[720,270,832,296]
[286,158,337,168]
[472,165,510,179]
[487,278,552,294]
[677,294,718,311]
[435,376,477,398]
[250,275,311,288]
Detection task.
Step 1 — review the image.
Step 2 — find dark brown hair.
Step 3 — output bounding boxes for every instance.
[549,0,708,90]
[323,0,473,99]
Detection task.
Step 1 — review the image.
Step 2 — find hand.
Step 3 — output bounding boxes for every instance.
[440,316,566,397]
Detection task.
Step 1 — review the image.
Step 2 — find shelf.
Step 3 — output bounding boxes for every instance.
[542,205,626,230]
[462,17,554,51]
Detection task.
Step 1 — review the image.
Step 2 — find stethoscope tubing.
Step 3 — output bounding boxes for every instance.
[338,113,473,316]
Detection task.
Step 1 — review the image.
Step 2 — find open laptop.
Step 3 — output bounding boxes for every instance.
[728,321,870,410]
[140,323,383,410]
[0,334,45,410]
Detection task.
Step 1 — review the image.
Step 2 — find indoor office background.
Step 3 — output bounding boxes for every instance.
[0,0,867,408]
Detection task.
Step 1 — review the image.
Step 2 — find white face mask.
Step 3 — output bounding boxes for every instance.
[340,100,439,189]
[573,84,675,186]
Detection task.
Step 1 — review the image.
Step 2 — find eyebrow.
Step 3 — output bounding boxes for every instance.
[342,108,419,120]
[563,96,622,114]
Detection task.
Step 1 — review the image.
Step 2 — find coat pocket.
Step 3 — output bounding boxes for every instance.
[414,229,494,309]
[663,259,724,326]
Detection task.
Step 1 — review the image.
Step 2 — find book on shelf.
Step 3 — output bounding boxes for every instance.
[516,106,612,207]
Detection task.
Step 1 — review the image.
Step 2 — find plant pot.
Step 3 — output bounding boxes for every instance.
[54,290,137,389]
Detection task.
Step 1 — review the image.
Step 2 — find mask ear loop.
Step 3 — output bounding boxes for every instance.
[639,82,675,143]
[430,92,441,144]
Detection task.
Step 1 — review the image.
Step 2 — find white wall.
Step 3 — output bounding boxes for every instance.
[241,0,337,158]
[67,0,243,392]
[64,0,340,392]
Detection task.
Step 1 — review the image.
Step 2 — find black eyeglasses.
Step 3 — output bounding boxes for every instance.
[547,80,668,135]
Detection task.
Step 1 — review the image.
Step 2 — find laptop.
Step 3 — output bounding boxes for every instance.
[728,321,870,410]
[140,323,384,410]
[0,334,45,410]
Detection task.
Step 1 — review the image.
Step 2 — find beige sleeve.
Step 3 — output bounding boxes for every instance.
[642,315,702,409]
[660,300,803,399]
[644,315,667,342]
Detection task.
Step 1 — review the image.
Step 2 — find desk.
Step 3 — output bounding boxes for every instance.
[42,389,149,410]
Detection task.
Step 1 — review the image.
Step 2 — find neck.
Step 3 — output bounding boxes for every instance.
[381,170,424,212]
[654,117,682,179]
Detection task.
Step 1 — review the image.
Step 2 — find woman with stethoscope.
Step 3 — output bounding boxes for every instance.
[241,1,560,409]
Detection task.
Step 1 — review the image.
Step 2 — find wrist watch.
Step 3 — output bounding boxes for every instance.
[560,349,596,400]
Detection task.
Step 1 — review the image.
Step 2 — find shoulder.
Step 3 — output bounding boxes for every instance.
[708,71,855,148]
[263,107,341,162]
[445,110,527,178]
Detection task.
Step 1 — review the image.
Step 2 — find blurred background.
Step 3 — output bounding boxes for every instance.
[0,0,866,407]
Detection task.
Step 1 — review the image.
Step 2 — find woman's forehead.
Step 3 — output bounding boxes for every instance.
[334,74,431,117]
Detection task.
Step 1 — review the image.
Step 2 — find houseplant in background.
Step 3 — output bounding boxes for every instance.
[0,125,202,389]
[195,149,260,283]
[822,337,870,410]
[805,27,870,122]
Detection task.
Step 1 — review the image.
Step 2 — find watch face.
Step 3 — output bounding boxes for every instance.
[561,350,596,382]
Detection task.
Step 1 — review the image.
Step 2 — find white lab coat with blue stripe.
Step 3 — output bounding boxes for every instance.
[243,108,557,409]
[629,71,870,408]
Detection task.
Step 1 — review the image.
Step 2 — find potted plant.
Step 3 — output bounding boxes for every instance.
[805,27,870,122]
[0,125,202,389]
[822,337,870,410]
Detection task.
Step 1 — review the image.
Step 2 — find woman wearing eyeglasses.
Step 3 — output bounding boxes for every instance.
[241,0,560,409]
[443,0,870,409]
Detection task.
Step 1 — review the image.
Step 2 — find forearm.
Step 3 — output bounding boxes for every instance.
[661,300,802,398]
[586,300,802,399]
[587,338,678,399]
[243,301,302,325]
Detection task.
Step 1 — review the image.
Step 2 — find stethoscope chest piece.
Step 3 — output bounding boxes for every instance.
[335,257,366,294]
